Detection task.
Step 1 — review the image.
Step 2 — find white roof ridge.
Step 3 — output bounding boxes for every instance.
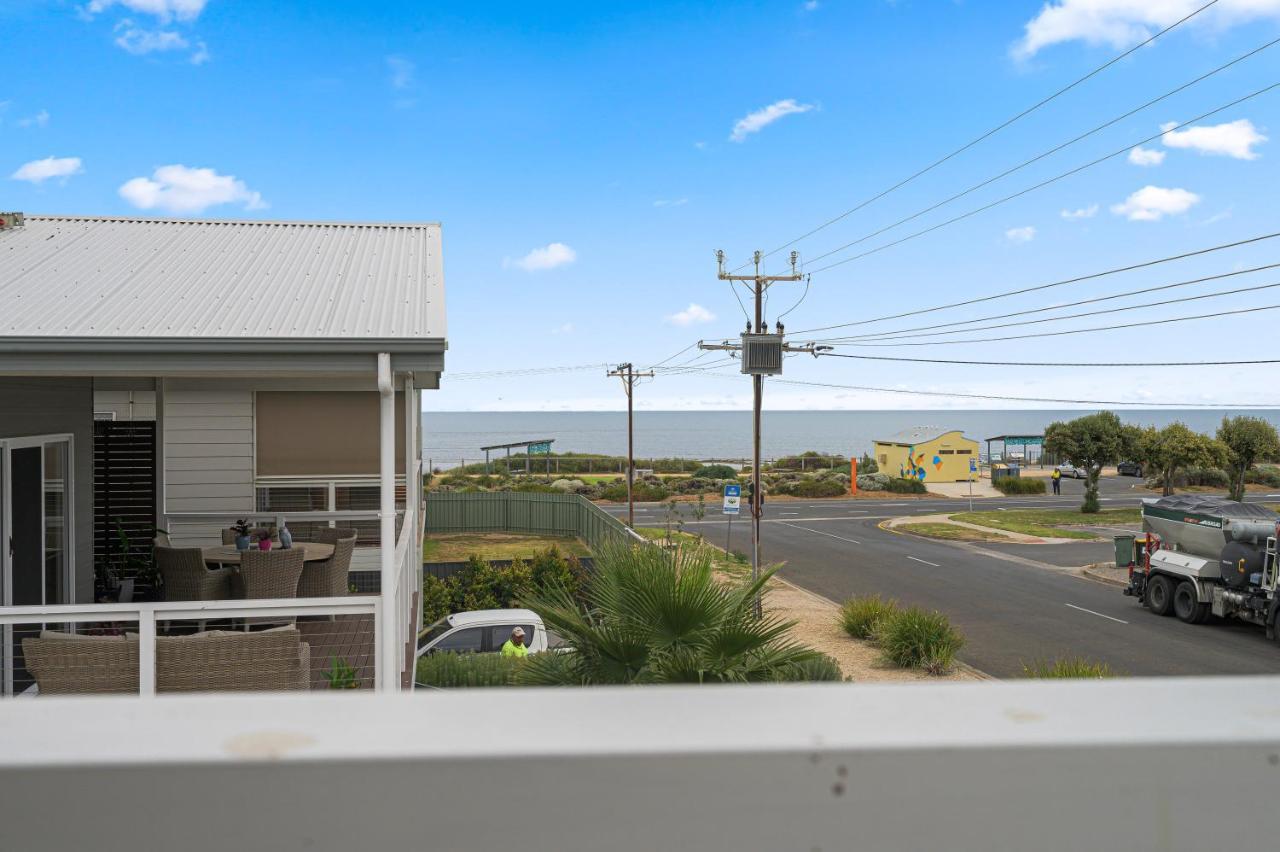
[23,213,442,229]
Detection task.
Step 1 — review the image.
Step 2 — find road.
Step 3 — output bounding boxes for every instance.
[606,476,1280,678]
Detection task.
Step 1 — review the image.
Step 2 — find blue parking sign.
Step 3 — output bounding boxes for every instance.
[723,484,741,515]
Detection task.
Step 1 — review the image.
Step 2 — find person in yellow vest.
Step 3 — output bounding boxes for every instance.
[501,626,529,658]
[1051,467,1062,495]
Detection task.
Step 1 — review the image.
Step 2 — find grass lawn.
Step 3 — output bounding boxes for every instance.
[896,522,1006,542]
[951,507,1141,539]
[423,533,590,562]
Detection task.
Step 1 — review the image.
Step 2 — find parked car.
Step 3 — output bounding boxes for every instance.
[1116,460,1145,477]
[1055,463,1087,479]
[416,608,551,658]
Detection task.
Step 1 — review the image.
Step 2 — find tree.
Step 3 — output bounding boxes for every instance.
[1044,411,1136,513]
[1135,422,1227,497]
[1217,415,1280,502]
[516,543,839,685]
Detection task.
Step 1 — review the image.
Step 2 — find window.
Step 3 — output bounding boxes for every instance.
[878,454,887,465]
[431,627,485,654]
[956,449,972,455]
[489,625,536,651]
[939,450,954,455]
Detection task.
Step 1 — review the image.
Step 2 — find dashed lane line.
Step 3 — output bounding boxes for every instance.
[906,556,941,567]
[1065,603,1129,625]
[775,522,861,546]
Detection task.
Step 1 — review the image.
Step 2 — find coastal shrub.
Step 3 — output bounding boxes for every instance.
[510,480,560,494]
[693,464,737,480]
[1244,465,1280,487]
[420,548,582,625]
[1022,657,1114,679]
[790,478,848,498]
[840,594,899,640]
[416,652,523,688]
[858,453,879,475]
[772,451,843,471]
[877,607,964,674]
[886,477,927,494]
[770,653,844,682]
[856,475,886,492]
[599,480,670,502]
[549,478,587,492]
[815,468,850,484]
[420,574,455,625]
[994,477,1046,495]
[1149,466,1230,490]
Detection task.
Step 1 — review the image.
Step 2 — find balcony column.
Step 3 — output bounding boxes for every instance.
[377,353,398,691]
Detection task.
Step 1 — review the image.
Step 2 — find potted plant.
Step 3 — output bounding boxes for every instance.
[232,519,253,551]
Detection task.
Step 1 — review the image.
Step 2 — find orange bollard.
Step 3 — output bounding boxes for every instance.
[850,457,857,494]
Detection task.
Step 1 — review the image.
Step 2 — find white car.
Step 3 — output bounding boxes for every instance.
[416,608,551,658]
[1056,463,1087,479]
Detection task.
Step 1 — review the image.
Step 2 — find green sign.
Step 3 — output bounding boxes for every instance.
[528,441,552,455]
[1003,436,1043,447]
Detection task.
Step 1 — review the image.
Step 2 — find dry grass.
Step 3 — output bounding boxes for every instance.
[422,533,590,562]
[895,522,1005,542]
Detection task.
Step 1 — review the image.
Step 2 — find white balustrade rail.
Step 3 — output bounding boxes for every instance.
[0,597,381,696]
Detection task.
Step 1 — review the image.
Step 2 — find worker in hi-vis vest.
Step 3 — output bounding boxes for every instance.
[1051,467,1062,495]
[501,626,529,658]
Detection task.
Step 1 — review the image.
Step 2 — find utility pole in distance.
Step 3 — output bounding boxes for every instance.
[700,250,823,617]
[608,362,654,528]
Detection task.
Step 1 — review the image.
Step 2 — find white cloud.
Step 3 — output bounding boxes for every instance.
[85,0,208,22]
[803,1,820,10]
[505,242,577,272]
[1160,118,1267,160]
[1005,225,1036,243]
[666,303,716,326]
[1110,185,1200,221]
[190,40,209,64]
[653,198,688,207]
[1060,204,1098,220]
[693,141,708,150]
[118,164,266,214]
[729,99,814,142]
[387,55,415,89]
[1128,145,1165,166]
[11,156,83,184]
[114,21,189,55]
[1013,0,1280,59]
[17,110,50,128]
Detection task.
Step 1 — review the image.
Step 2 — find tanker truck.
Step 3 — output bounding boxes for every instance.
[1125,494,1280,639]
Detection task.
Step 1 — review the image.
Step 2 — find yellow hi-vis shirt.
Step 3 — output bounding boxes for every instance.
[501,639,528,658]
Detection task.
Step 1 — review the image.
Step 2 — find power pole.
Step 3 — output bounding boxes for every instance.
[700,250,821,617]
[607,362,654,528]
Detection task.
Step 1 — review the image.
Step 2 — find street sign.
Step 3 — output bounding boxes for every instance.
[970,458,978,473]
[527,441,552,455]
[723,484,741,515]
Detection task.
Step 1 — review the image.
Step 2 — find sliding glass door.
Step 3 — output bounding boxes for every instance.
[1,435,73,695]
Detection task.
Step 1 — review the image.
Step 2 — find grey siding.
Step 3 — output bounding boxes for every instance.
[0,379,95,603]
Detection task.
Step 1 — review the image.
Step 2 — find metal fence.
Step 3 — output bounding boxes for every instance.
[425,491,644,551]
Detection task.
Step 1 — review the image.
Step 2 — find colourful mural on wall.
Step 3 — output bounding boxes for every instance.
[899,445,931,481]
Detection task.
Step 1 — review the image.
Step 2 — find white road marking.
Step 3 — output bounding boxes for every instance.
[1064,603,1128,624]
[906,556,941,567]
[777,522,861,545]
[781,512,800,516]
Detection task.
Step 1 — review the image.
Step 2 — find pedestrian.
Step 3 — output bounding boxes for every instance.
[1051,467,1061,495]
[501,626,529,658]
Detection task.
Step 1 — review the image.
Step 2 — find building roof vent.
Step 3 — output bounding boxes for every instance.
[0,212,25,230]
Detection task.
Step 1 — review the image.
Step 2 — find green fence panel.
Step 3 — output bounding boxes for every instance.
[425,491,644,551]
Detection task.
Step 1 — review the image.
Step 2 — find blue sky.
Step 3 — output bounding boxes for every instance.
[4,0,1280,410]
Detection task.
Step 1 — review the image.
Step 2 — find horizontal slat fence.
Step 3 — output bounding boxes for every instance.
[424,491,643,552]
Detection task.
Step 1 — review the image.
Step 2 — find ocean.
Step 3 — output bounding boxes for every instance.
[421,409,1280,466]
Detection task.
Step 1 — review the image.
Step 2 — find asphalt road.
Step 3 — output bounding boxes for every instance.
[607,477,1280,678]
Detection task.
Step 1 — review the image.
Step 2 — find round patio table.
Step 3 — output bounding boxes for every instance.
[201,542,334,565]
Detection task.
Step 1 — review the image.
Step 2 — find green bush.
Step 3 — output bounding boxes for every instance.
[994,477,1046,495]
[1150,466,1230,489]
[856,475,885,492]
[1022,657,1114,679]
[876,607,964,674]
[858,453,878,475]
[599,481,670,502]
[421,574,455,625]
[770,653,845,682]
[692,464,737,480]
[771,451,843,471]
[416,652,523,688]
[840,595,899,640]
[887,477,927,494]
[790,478,848,498]
[421,548,583,625]
[1244,465,1280,487]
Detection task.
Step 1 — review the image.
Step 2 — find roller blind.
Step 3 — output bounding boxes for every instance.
[255,391,406,476]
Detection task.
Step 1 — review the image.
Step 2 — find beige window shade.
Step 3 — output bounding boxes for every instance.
[256,392,406,477]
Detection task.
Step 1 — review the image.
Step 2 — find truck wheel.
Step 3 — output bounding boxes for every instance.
[1146,575,1174,616]
[1173,581,1209,624]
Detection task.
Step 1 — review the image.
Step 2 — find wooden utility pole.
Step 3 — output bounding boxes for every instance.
[608,363,653,528]
[700,250,817,617]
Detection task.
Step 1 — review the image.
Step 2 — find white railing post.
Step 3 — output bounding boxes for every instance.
[377,353,398,691]
[138,607,156,697]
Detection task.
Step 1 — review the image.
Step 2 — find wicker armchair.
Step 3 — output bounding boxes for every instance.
[156,546,231,602]
[237,548,306,600]
[315,526,358,545]
[297,533,357,598]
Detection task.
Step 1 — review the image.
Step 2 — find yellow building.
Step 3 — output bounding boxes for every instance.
[873,427,979,483]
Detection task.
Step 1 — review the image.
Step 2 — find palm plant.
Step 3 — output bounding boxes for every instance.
[516,542,839,685]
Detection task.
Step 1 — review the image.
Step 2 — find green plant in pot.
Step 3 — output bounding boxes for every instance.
[231,519,253,551]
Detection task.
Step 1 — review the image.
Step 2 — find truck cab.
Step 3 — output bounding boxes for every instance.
[416,608,551,658]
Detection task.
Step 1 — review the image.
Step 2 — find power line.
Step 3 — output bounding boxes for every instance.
[821,263,1280,341]
[646,342,700,370]
[741,0,1222,269]
[819,278,1280,343]
[837,301,1280,347]
[805,81,1280,275]
[814,352,1280,368]
[789,230,1280,335]
[800,37,1279,269]
[450,363,612,380]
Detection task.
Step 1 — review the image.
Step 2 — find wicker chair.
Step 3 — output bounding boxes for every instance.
[156,546,231,602]
[237,548,306,600]
[315,526,358,545]
[297,533,357,598]
[221,528,237,545]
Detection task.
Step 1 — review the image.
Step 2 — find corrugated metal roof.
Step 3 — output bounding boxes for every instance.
[0,215,446,342]
[876,426,969,445]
